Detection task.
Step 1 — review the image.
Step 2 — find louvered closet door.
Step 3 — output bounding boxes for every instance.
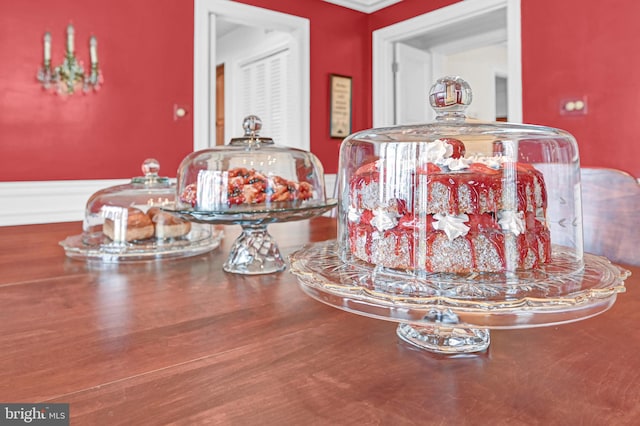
[239,48,292,146]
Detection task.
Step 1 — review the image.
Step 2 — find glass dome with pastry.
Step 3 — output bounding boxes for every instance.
[175,115,327,213]
[290,76,630,354]
[60,158,223,262]
[169,115,336,274]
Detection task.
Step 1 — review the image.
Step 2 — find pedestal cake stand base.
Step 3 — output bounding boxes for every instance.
[396,323,490,354]
[224,224,285,275]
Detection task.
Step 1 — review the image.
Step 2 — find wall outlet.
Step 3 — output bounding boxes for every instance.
[560,97,587,115]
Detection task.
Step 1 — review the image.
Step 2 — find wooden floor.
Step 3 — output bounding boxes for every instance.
[0,217,639,425]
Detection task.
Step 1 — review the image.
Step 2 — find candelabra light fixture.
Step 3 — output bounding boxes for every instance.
[37,24,103,95]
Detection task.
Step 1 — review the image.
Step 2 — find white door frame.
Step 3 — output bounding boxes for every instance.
[194,0,310,150]
[372,0,522,127]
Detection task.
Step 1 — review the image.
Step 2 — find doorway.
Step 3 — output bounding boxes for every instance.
[373,0,521,126]
[215,64,224,145]
[194,0,310,150]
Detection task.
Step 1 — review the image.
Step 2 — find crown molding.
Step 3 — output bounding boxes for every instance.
[323,0,402,14]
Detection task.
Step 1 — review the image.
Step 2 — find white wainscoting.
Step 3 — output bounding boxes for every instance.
[0,174,338,227]
[0,179,128,227]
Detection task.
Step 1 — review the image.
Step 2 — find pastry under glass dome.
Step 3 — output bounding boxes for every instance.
[290,76,630,354]
[168,115,336,274]
[60,159,223,262]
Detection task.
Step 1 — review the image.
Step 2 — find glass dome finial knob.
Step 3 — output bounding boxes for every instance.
[243,115,262,137]
[141,158,160,176]
[429,76,472,118]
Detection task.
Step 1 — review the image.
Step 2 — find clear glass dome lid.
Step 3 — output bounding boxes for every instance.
[337,76,583,275]
[83,158,177,235]
[59,158,222,262]
[175,115,326,212]
[170,115,335,275]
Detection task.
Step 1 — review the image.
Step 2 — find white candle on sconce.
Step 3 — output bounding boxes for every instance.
[44,32,51,63]
[66,24,74,54]
[89,36,98,66]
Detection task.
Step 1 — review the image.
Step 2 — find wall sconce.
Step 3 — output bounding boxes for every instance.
[37,24,103,95]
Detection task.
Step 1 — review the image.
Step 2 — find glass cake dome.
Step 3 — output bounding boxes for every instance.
[59,158,223,262]
[290,76,629,355]
[336,76,583,275]
[175,115,326,211]
[170,115,335,274]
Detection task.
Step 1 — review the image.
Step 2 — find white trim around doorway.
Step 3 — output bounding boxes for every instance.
[372,0,522,127]
[194,0,310,151]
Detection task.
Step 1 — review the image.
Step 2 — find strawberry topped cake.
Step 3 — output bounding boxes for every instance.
[346,138,551,273]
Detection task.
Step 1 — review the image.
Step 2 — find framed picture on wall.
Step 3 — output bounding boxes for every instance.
[329,74,352,138]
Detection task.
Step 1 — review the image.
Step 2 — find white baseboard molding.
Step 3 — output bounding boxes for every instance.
[0,179,129,227]
[0,174,338,227]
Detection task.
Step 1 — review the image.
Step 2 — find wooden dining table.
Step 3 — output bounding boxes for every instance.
[0,217,638,425]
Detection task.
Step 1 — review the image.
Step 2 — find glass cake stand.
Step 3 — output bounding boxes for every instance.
[289,240,630,354]
[168,199,337,275]
[60,227,223,263]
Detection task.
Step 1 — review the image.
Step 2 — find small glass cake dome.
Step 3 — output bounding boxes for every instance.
[337,76,583,275]
[171,115,335,274]
[289,76,629,355]
[175,115,326,211]
[60,158,223,262]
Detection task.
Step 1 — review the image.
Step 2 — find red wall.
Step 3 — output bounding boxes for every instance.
[1,0,639,181]
[0,0,195,181]
[521,0,640,177]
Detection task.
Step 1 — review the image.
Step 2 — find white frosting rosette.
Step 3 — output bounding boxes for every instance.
[432,213,470,241]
